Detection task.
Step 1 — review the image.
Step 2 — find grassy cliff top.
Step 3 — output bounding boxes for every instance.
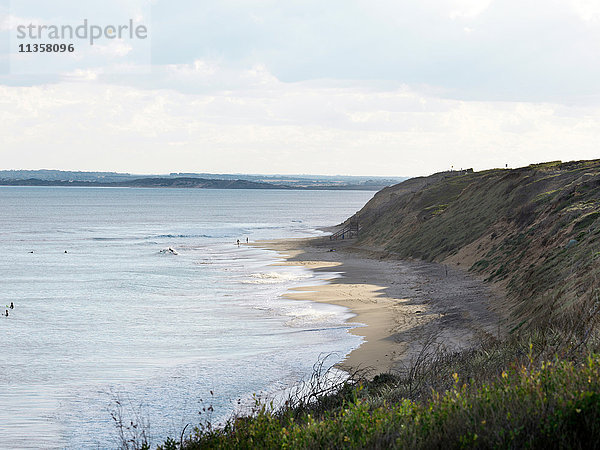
[352,159,600,328]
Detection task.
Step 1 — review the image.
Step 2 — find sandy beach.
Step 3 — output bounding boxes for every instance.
[257,236,505,375]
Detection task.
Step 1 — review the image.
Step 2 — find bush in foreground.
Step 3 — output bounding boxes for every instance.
[160,353,600,449]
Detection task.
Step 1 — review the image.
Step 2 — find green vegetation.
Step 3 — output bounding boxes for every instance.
[354,159,600,327]
[528,161,563,170]
[172,355,600,449]
[151,318,600,450]
[574,211,600,231]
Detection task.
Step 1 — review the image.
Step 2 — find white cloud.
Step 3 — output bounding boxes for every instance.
[62,69,100,81]
[1,14,43,31]
[1,64,600,176]
[2,1,600,176]
[5,0,600,103]
[91,41,133,58]
[568,0,600,22]
[448,0,494,19]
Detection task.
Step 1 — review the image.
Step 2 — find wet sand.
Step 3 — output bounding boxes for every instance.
[256,237,505,375]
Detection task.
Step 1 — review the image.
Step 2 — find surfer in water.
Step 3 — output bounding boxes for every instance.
[9,302,14,309]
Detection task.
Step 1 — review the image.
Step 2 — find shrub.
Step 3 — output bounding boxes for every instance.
[172,354,600,449]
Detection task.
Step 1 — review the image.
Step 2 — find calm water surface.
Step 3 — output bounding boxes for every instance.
[0,187,374,448]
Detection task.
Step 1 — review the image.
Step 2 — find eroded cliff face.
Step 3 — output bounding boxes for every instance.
[350,160,600,327]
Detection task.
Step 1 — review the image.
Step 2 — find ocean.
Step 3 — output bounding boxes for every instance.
[0,187,374,449]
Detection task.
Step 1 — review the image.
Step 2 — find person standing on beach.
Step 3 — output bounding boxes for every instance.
[246,237,249,243]
[237,239,240,246]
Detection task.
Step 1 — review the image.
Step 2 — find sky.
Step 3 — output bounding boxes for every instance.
[1,0,599,177]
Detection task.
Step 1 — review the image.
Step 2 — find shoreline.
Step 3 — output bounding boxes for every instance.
[255,236,505,375]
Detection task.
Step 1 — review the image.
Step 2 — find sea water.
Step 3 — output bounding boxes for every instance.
[0,187,374,449]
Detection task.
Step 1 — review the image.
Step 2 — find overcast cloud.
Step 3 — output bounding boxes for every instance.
[0,0,599,176]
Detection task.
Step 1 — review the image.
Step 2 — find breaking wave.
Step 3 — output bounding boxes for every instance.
[242,271,312,284]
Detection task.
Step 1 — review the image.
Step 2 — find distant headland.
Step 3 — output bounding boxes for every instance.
[0,170,406,191]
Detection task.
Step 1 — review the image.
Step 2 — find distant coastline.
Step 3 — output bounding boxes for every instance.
[0,170,406,191]
[0,177,387,190]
